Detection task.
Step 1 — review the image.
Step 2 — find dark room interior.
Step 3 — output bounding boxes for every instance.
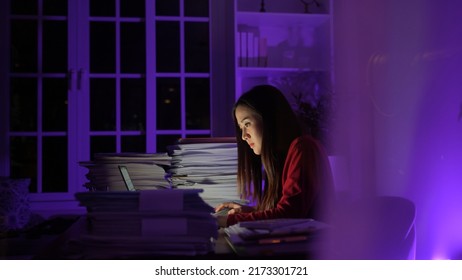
[1,0,462,263]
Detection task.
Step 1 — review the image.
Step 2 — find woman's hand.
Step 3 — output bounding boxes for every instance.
[215,202,254,215]
[216,215,228,228]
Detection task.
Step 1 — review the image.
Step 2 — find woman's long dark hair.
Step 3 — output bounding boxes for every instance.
[233,85,303,210]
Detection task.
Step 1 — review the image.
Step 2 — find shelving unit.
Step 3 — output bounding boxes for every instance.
[233,0,333,98]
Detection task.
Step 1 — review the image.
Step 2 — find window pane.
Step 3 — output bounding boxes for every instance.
[184,0,209,17]
[121,0,145,18]
[121,78,146,131]
[90,0,115,17]
[157,135,180,153]
[43,137,67,192]
[11,0,37,15]
[43,0,67,16]
[90,136,116,160]
[10,136,37,193]
[185,22,209,73]
[43,78,67,132]
[11,20,37,73]
[90,78,116,131]
[155,0,179,16]
[90,22,115,73]
[156,21,180,73]
[186,78,210,129]
[122,136,146,153]
[156,78,180,130]
[10,78,37,131]
[121,22,146,73]
[185,134,211,140]
[43,20,67,73]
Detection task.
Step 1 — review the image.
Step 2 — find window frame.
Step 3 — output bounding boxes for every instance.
[0,0,236,215]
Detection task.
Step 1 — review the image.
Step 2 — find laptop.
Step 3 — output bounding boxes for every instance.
[118,165,137,192]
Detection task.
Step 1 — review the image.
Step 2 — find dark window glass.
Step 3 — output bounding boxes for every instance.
[156,78,180,130]
[184,0,209,17]
[43,0,67,16]
[43,137,67,192]
[121,78,146,131]
[90,136,116,160]
[10,78,37,131]
[11,20,37,73]
[155,0,179,16]
[156,21,180,73]
[186,78,210,129]
[121,22,146,73]
[11,0,37,15]
[10,137,37,193]
[90,78,116,131]
[90,0,115,17]
[122,136,146,153]
[185,22,209,73]
[185,134,210,139]
[157,134,180,153]
[43,20,67,73]
[90,22,115,73]
[121,0,145,18]
[43,78,67,131]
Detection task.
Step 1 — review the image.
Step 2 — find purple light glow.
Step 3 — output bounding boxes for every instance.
[332,0,462,259]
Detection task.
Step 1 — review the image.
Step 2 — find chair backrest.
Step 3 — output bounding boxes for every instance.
[330,196,416,260]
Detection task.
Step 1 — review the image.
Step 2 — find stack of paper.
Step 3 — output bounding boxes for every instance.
[166,138,244,207]
[79,153,172,191]
[73,189,218,258]
[224,218,330,258]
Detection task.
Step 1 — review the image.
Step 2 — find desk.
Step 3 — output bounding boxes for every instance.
[35,216,238,260]
[35,216,322,260]
[0,215,80,260]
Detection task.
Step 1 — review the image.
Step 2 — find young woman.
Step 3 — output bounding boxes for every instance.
[215,84,335,227]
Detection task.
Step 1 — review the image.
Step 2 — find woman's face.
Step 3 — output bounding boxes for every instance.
[235,105,263,155]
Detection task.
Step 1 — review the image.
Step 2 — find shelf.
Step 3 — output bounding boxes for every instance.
[237,67,325,78]
[233,0,333,99]
[236,12,330,28]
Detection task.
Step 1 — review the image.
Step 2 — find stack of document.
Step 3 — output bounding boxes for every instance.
[224,218,330,258]
[73,189,218,258]
[79,153,172,191]
[166,138,244,207]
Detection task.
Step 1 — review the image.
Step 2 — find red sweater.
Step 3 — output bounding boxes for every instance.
[226,135,335,226]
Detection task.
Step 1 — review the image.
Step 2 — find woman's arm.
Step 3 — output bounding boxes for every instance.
[226,136,333,226]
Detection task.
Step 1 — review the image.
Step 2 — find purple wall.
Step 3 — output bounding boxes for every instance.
[332,0,462,259]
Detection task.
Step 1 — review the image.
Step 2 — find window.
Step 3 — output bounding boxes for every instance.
[1,0,218,206]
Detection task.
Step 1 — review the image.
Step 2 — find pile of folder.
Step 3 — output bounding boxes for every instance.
[224,218,330,258]
[79,153,172,191]
[166,138,244,207]
[73,189,218,258]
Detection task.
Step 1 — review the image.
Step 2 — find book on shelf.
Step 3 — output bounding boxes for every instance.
[237,27,268,68]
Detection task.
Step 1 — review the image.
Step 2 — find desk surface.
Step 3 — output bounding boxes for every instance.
[35,216,238,260]
[35,216,321,260]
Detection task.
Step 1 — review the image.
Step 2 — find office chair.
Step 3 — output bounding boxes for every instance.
[330,195,416,260]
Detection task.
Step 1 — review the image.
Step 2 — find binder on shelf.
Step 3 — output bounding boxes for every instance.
[258,37,268,67]
[237,31,242,67]
[238,24,268,68]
